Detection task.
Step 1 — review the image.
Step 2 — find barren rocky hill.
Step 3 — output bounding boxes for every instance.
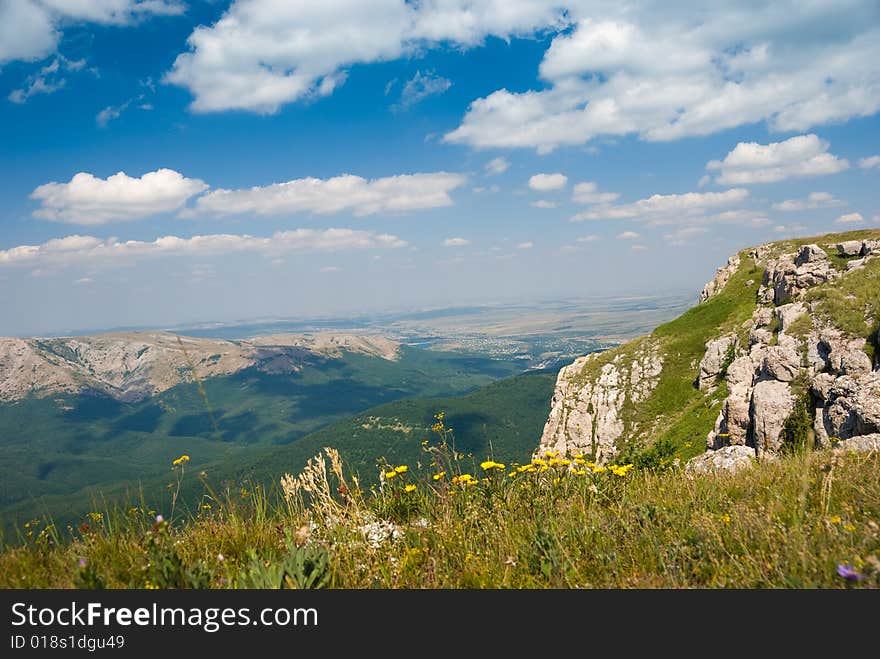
[536,229,880,470]
[0,331,399,403]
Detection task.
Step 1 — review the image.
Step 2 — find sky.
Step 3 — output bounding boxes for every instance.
[0,0,878,337]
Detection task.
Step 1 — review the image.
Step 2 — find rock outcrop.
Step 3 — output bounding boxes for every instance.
[538,339,663,463]
[0,332,399,402]
[536,230,880,469]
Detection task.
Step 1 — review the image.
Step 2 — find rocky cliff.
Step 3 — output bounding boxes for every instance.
[0,331,399,403]
[537,229,880,468]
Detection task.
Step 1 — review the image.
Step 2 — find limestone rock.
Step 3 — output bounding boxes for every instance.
[700,254,740,303]
[759,345,801,382]
[775,302,807,333]
[833,434,880,454]
[750,380,795,454]
[836,240,863,257]
[749,327,773,347]
[795,244,827,266]
[686,445,756,475]
[698,334,737,390]
[821,372,880,439]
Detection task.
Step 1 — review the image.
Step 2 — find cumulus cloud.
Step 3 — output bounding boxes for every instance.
[190,172,465,218]
[528,173,568,191]
[707,134,849,185]
[617,231,639,240]
[531,200,556,209]
[0,0,184,65]
[835,212,865,224]
[31,169,209,225]
[485,157,510,176]
[443,237,470,247]
[577,234,599,242]
[772,191,844,212]
[166,0,565,113]
[444,2,880,152]
[517,241,533,249]
[571,181,619,205]
[394,70,451,111]
[859,155,880,169]
[0,229,408,268]
[571,188,749,221]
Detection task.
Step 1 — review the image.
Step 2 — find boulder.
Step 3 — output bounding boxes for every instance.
[698,334,737,390]
[750,379,795,454]
[775,302,807,333]
[823,372,880,439]
[833,434,880,454]
[686,445,756,476]
[795,244,827,266]
[749,328,773,348]
[836,240,863,257]
[760,345,801,382]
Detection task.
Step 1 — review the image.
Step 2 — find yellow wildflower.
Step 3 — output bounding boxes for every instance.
[829,515,842,524]
[384,470,397,479]
[432,471,446,481]
[480,460,506,471]
[720,513,731,525]
[172,454,190,467]
[843,524,856,532]
[573,453,584,459]
[404,484,417,493]
[545,450,557,458]
[394,465,408,474]
[592,465,607,474]
[532,458,547,467]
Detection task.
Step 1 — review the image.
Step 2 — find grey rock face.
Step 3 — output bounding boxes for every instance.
[700,255,741,302]
[775,302,807,333]
[836,240,863,257]
[537,339,663,463]
[759,345,802,382]
[698,334,737,390]
[750,380,796,454]
[686,445,756,475]
[821,372,880,439]
[833,433,880,454]
[795,244,827,266]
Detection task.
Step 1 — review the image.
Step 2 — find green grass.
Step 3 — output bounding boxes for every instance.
[2,443,878,589]
[805,254,880,359]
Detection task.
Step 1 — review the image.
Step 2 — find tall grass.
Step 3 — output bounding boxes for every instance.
[2,427,878,588]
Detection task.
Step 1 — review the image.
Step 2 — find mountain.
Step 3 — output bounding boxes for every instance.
[0,331,399,403]
[537,229,880,469]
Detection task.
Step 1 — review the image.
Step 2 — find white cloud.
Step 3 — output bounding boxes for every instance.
[166,0,565,113]
[576,234,599,242]
[572,188,749,221]
[75,277,93,285]
[664,226,708,246]
[835,212,865,224]
[859,155,880,169]
[772,191,844,212]
[0,229,408,268]
[485,157,510,176]
[707,134,849,184]
[394,70,451,110]
[530,200,556,209]
[617,231,639,240]
[8,56,86,103]
[528,173,567,191]
[443,237,470,247]
[191,172,465,218]
[517,241,533,249]
[445,3,880,152]
[630,244,648,251]
[0,0,184,65]
[31,169,209,225]
[96,103,125,126]
[774,223,808,234]
[320,265,342,273]
[571,181,619,205]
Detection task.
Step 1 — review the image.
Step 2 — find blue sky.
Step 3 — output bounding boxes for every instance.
[0,0,878,336]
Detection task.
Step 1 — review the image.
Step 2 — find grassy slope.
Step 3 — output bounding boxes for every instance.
[237,371,557,486]
[2,448,878,588]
